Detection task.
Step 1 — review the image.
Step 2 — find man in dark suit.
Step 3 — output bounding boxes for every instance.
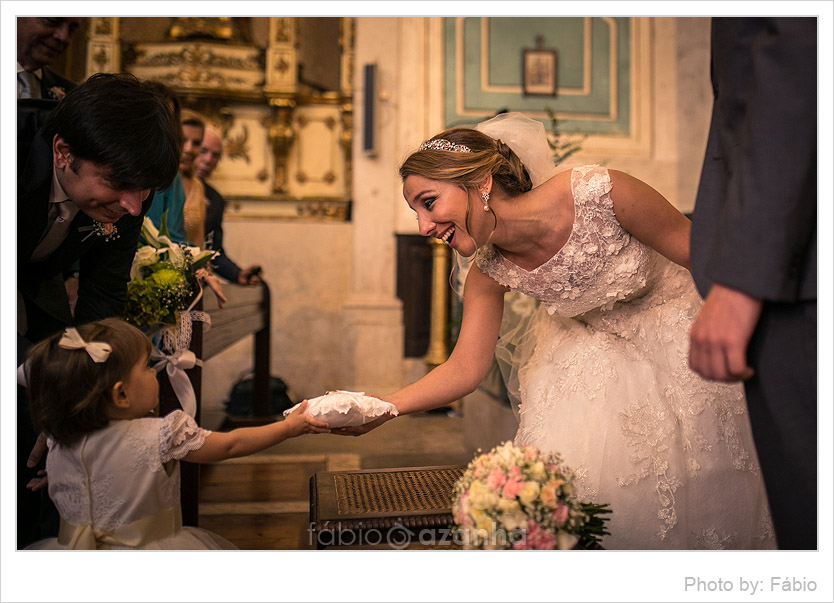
[194,126,262,285]
[17,17,81,177]
[17,73,180,547]
[689,17,817,550]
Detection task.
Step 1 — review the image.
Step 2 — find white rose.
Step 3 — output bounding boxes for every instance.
[530,461,546,481]
[130,246,159,280]
[497,498,521,513]
[518,481,541,507]
[500,510,528,532]
[495,442,515,464]
[469,481,499,511]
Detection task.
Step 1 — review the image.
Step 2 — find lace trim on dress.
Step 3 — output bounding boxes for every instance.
[160,410,209,464]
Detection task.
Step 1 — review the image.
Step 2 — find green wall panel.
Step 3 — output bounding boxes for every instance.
[444,17,631,135]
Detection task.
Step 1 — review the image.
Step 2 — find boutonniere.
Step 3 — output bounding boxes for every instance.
[78,221,119,242]
[48,86,67,101]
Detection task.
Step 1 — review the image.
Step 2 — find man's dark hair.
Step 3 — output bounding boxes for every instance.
[147,80,182,126]
[43,72,180,192]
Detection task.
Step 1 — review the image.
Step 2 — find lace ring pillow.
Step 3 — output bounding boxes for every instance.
[283,390,398,428]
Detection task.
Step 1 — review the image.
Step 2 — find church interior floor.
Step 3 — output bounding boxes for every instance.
[197,410,472,550]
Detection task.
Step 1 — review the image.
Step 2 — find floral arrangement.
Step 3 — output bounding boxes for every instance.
[452,441,611,550]
[124,214,216,337]
[48,86,67,101]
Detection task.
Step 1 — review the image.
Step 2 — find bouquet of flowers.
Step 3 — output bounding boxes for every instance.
[452,441,611,550]
[124,214,216,348]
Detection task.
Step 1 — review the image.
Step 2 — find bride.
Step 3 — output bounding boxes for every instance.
[337,112,775,550]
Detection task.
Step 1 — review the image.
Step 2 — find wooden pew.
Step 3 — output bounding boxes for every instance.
[158,280,272,526]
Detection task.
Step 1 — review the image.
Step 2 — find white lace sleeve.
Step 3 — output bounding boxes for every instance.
[159,410,210,463]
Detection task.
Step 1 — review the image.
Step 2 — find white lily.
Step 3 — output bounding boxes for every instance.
[140,217,162,248]
[167,244,186,269]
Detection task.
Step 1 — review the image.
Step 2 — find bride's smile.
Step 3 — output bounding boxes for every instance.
[402,174,494,257]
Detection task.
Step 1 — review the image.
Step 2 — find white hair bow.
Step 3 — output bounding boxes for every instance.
[58,328,112,363]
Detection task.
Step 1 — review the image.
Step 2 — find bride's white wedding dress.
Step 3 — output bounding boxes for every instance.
[476,165,775,549]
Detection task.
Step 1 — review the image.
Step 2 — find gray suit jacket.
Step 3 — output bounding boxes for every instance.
[691,17,816,303]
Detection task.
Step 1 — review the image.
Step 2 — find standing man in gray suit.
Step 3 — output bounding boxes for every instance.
[17,16,80,100]
[17,17,82,177]
[689,17,817,550]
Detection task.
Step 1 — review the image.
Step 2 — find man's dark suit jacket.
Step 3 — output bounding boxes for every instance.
[38,65,75,99]
[690,17,817,551]
[691,17,816,303]
[18,128,152,343]
[202,180,243,284]
[17,67,77,178]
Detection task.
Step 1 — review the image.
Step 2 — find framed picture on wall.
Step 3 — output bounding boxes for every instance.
[522,48,557,96]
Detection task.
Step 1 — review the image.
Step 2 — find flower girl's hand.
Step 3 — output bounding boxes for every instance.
[284,401,330,436]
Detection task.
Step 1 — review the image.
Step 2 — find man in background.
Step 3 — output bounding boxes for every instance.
[17,17,80,100]
[17,17,81,177]
[195,127,263,285]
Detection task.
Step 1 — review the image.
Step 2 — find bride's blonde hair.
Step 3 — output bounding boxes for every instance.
[399,128,532,197]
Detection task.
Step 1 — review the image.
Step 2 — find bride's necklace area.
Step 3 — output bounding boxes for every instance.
[493,200,570,272]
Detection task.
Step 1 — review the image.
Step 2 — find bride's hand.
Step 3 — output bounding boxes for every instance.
[331,413,395,437]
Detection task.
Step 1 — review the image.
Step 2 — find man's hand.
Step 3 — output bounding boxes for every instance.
[689,284,763,382]
[27,432,48,468]
[237,265,263,286]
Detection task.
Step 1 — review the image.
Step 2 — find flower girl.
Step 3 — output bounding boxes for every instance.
[22,318,329,550]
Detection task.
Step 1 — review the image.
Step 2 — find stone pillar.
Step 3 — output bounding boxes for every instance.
[340,18,446,395]
[339,18,405,395]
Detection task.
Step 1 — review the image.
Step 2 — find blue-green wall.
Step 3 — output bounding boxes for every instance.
[444,17,631,134]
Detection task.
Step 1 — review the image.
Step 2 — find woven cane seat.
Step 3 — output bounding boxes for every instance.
[309,466,465,548]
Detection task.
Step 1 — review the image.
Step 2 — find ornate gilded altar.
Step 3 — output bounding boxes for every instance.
[86,17,354,220]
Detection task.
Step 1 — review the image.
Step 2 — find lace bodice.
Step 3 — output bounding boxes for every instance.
[46,411,209,532]
[476,165,657,317]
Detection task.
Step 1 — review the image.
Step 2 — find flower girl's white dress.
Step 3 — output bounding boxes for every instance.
[27,411,235,550]
[476,165,775,549]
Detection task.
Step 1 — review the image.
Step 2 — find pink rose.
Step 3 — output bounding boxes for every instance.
[552,503,569,526]
[508,466,522,480]
[502,478,523,499]
[486,468,506,490]
[525,520,557,550]
[48,86,66,100]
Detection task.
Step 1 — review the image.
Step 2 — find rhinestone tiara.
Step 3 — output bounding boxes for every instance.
[419,138,472,153]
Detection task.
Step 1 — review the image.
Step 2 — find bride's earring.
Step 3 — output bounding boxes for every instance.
[481,191,490,211]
